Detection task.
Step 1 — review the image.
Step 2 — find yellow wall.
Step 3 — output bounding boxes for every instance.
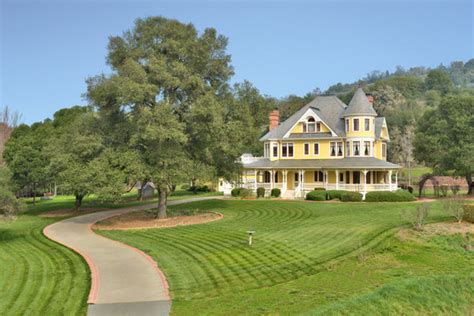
[345,116,376,138]
[277,140,344,159]
[373,140,387,160]
[380,126,389,139]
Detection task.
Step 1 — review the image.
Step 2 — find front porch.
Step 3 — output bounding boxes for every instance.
[241,169,398,199]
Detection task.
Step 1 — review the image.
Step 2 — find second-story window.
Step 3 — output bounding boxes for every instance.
[382,143,387,158]
[272,144,278,157]
[353,118,360,131]
[364,141,371,156]
[353,141,360,156]
[365,118,370,131]
[282,143,294,157]
[337,142,343,156]
[313,143,319,155]
[304,143,310,155]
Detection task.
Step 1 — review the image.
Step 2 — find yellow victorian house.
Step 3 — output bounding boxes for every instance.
[224,88,401,199]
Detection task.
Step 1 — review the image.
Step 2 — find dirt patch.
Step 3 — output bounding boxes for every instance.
[39,208,108,218]
[93,211,223,231]
[397,221,474,242]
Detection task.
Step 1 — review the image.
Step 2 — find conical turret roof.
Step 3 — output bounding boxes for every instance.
[342,88,377,117]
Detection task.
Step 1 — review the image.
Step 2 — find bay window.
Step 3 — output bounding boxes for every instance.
[364,141,370,156]
[337,141,343,156]
[353,141,360,156]
[364,118,370,131]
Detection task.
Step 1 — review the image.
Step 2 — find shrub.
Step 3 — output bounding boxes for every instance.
[181,184,190,190]
[402,203,430,231]
[407,186,414,194]
[440,185,449,197]
[365,190,416,202]
[271,188,281,198]
[326,190,346,200]
[442,196,465,223]
[187,185,211,193]
[240,189,252,198]
[450,185,461,195]
[314,187,326,191]
[306,190,326,201]
[231,188,242,197]
[340,192,363,202]
[463,204,474,223]
[256,187,265,198]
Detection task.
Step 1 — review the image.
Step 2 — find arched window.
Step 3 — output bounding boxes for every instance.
[307,117,316,132]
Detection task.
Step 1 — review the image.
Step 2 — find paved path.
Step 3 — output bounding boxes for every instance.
[43,196,221,316]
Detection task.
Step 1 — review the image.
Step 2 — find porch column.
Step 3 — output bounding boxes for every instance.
[388,170,393,191]
[282,170,288,192]
[254,170,258,191]
[270,170,274,189]
[363,170,368,193]
[395,171,398,190]
[335,170,339,190]
[324,171,328,189]
[301,170,305,195]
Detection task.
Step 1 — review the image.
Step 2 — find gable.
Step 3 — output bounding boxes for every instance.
[287,108,333,136]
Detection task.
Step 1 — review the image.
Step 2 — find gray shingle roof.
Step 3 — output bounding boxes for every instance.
[342,88,377,117]
[243,157,401,169]
[375,117,384,139]
[260,96,347,141]
[288,132,334,139]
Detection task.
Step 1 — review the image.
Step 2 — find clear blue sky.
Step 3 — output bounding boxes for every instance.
[1,0,472,124]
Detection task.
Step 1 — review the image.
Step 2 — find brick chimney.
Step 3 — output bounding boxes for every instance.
[366,94,374,104]
[269,110,280,131]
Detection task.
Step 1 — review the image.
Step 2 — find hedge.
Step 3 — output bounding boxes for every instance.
[340,192,363,202]
[313,188,326,191]
[231,188,252,198]
[256,187,265,198]
[326,190,346,200]
[365,190,415,202]
[306,190,327,201]
[464,204,474,223]
[271,188,281,198]
[231,188,242,197]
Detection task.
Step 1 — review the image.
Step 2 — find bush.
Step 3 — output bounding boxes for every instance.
[326,190,346,200]
[402,203,430,231]
[340,192,363,202]
[451,185,461,195]
[365,190,416,202]
[188,185,211,193]
[442,196,465,223]
[463,204,474,223]
[181,184,190,190]
[231,188,242,197]
[306,190,327,201]
[256,187,265,198]
[271,188,281,198]
[440,185,449,197]
[314,187,326,191]
[407,186,414,194]
[240,189,252,198]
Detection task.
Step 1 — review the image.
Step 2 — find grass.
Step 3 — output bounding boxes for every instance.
[97,199,474,315]
[0,189,220,316]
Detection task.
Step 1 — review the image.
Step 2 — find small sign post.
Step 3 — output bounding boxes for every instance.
[247,230,255,246]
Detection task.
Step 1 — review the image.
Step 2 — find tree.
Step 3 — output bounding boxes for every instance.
[0,165,24,219]
[0,106,22,164]
[425,69,453,95]
[414,96,474,194]
[86,17,239,218]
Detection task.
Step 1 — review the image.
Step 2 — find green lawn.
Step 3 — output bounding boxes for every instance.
[97,200,473,315]
[0,190,221,316]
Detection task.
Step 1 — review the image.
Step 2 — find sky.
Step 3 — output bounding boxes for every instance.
[1,0,473,124]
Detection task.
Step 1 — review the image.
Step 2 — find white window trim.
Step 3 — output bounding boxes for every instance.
[313,142,320,156]
[303,143,310,156]
[281,142,294,158]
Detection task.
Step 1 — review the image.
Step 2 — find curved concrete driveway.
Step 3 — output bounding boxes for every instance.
[44,196,221,316]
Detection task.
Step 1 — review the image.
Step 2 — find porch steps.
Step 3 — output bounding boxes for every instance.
[282,190,295,199]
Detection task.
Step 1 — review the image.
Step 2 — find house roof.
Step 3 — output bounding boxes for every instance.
[288,132,334,139]
[260,96,347,141]
[342,88,377,117]
[243,157,401,169]
[375,117,384,139]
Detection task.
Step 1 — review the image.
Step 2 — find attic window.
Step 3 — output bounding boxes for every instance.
[307,117,316,132]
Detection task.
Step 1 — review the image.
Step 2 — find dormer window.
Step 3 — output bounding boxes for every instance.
[308,117,316,132]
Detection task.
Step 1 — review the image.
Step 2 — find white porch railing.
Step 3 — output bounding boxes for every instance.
[325,183,392,192]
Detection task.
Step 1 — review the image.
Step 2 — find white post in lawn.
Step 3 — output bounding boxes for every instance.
[388,170,393,191]
[324,171,328,189]
[335,170,339,190]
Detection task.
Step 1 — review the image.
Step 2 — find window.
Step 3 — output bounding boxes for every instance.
[330,142,337,156]
[353,118,360,131]
[264,171,271,183]
[274,172,279,183]
[294,172,299,182]
[337,142,343,156]
[313,143,319,155]
[364,141,370,156]
[353,141,360,156]
[264,143,270,158]
[314,171,324,182]
[346,141,351,156]
[304,143,310,155]
[307,117,316,132]
[365,118,370,131]
[316,122,321,132]
[272,144,278,157]
[366,172,371,184]
[282,143,294,157]
[382,143,387,158]
[302,122,307,133]
[345,119,349,132]
[339,172,344,182]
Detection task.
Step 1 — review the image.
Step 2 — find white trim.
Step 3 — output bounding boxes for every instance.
[283,108,338,138]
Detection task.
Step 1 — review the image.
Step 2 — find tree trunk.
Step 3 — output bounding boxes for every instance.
[75,195,83,210]
[32,183,36,205]
[138,179,148,201]
[467,175,473,195]
[157,187,168,219]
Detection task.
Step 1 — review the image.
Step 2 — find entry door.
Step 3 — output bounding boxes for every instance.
[353,171,360,184]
